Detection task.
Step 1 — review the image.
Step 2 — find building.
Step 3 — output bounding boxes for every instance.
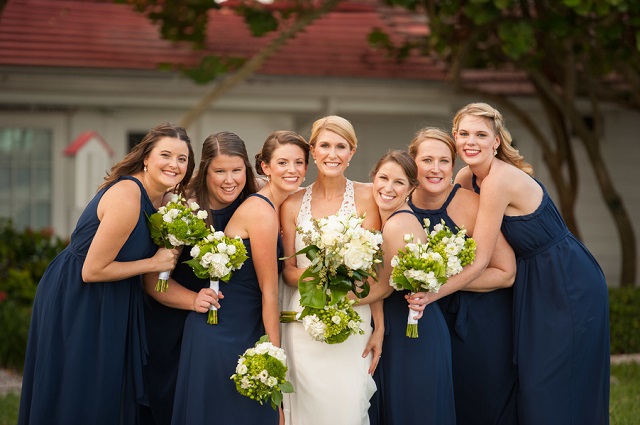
[0,0,638,285]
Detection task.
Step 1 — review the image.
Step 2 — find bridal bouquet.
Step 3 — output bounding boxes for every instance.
[230,335,294,409]
[281,213,383,343]
[281,297,365,344]
[147,194,209,292]
[183,229,248,324]
[390,218,476,338]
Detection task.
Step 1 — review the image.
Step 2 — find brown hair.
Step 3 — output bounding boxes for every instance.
[452,102,534,176]
[370,150,419,191]
[99,122,195,194]
[308,115,357,150]
[187,131,257,227]
[255,130,310,175]
[409,127,456,167]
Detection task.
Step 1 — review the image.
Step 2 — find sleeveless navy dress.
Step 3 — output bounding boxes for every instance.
[409,184,517,425]
[474,176,610,425]
[370,209,455,425]
[19,176,155,425]
[170,194,279,425]
[139,196,244,425]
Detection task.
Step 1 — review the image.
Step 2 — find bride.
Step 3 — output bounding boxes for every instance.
[280,115,383,425]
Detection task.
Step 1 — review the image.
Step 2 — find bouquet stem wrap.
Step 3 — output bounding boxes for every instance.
[208,279,219,325]
[156,270,170,292]
[406,292,419,338]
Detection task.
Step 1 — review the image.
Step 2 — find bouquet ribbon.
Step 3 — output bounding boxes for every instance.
[208,279,219,325]
[406,292,419,338]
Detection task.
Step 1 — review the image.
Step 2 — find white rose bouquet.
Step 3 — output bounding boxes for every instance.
[281,297,365,344]
[281,213,383,343]
[390,218,476,338]
[230,335,294,409]
[147,194,210,292]
[183,229,248,324]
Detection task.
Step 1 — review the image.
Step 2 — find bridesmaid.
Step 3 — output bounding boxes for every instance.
[138,132,258,425]
[409,103,610,425]
[19,123,194,425]
[367,150,456,425]
[408,128,517,425]
[171,130,309,425]
[280,115,383,425]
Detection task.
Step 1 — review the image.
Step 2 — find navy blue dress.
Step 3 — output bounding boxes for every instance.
[170,194,278,425]
[409,184,517,425]
[19,176,155,425]
[487,177,610,425]
[139,196,244,425]
[370,209,455,425]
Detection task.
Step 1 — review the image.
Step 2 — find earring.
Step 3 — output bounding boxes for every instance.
[266,175,270,182]
[144,165,147,172]
[303,177,306,182]
[347,162,350,166]
[494,150,497,156]
[450,177,454,184]
[313,159,316,165]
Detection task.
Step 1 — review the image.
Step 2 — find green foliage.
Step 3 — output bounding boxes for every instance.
[0,392,20,425]
[0,219,68,372]
[610,362,640,424]
[609,287,640,355]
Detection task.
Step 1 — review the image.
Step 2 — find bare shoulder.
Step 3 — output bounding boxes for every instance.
[100,179,141,208]
[454,166,474,190]
[384,212,424,242]
[353,181,373,196]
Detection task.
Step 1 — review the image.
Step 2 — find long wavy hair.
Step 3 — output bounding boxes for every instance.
[452,102,534,176]
[187,131,257,228]
[99,122,195,194]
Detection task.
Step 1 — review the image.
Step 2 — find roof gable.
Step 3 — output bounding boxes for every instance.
[0,0,445,81]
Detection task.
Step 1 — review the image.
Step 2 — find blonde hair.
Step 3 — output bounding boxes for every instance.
[309,115,357,150]
[409,127,456,167]
[452,103,534,176]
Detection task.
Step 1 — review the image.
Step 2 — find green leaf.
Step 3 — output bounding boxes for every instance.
[298,272,326,309]
[280,381,295,393]
[238,6,279,37]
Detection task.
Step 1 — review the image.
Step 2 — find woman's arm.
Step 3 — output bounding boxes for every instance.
[461,231,516,292]
[82,179,178,282]
[355,182,382,231]
[280,194,305,287]
[229,197,281,346]
[142,272,221,313]
[364,299,384,374]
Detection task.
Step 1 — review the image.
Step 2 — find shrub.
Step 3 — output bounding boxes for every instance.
[0,219,68,372]
[609,286,640,355]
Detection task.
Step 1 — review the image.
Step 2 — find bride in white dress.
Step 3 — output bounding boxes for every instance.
[280,116,383,425]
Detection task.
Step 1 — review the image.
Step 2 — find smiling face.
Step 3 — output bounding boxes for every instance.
[311,130,355,178]
[144,137,190,190]
[454,115,500,166]
[414,138,454,196]
[205,154,247,210]
[261,144,308,193]
[372,160,413,214]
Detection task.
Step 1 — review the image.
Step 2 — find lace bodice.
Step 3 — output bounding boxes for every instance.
[294,179,356,268]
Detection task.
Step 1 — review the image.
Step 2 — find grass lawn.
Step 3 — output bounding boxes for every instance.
[1,362,638,424]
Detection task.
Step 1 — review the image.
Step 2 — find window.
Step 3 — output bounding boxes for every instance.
[0,128,52,230]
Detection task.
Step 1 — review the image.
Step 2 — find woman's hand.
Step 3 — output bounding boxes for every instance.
[405,291,436,320]
[150,247,180,273]
[192,288,224,313]
[363,326,384,374]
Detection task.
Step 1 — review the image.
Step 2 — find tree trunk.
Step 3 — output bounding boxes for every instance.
[179,0,343,129]
[530,69,637,286]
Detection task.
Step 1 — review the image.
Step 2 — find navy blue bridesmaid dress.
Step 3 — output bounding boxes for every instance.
[409,184,518,425]
[170,194,278,425]
[139,196,243,425]
[18,176,155,425]
[490,177,610,425]
[370,209,456,425]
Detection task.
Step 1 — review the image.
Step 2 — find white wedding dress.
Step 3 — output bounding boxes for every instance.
[282,180,377,425]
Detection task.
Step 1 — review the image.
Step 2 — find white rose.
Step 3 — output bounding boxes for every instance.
[240,377,251,389]
[213,231,225,240]
[302,315,326,342]
[343,245,368,270]
[169,194,180,203]
[197,210,208,220]
[226,244,237,255]
[267,376,279,387]
[208,253,231,277]
[235,363,248,375]
[190,245,201,258]
[200,252,215,267]
[216,242,228,253]
[331,315,341,325]
[167,234,183,247]
[189,201,200,211]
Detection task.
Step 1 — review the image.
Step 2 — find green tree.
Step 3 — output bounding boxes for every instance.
[118,0,342,128]
[373,0,638,286]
